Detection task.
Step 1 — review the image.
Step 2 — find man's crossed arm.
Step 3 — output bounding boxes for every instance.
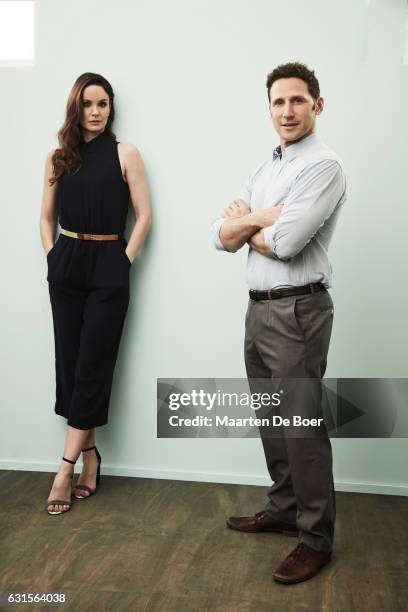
[214,159,345,260]
[219,199,283,253]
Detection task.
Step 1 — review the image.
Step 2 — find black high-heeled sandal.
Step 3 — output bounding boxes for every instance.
[46,456,76,515]
[73,446,101,499]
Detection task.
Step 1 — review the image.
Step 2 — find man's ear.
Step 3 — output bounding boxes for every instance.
[315,96,324,115]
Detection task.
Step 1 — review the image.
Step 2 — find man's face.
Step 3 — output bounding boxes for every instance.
[269,77,323,147]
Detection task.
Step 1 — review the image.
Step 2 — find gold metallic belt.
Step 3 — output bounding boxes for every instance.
[60,228,120,241]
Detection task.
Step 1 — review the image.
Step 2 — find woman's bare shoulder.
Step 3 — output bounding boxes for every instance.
[117,142,144,166]
[44,149,57,173]
[118,141,141,153]
[46,148,57,162]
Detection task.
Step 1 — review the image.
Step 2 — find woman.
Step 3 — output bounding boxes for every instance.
[40,73,151,515]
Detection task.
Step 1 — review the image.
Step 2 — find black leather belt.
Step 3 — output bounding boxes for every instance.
[249,282,326,301]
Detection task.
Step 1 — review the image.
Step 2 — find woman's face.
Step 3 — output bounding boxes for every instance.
[80,84,111,134]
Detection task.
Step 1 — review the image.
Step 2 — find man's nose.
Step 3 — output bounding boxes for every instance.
[282,104,294,118]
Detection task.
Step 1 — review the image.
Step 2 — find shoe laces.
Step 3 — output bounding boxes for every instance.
[286,543,306,565]
[254,511,267,520]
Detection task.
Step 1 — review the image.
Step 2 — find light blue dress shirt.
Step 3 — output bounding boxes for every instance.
[211,132,347,290]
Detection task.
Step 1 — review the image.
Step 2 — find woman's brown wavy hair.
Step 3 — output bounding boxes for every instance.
[49,73,116,186]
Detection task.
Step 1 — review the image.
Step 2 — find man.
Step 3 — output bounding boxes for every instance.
[211,62,347,584]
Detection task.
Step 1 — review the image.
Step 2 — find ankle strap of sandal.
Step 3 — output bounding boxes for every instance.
[82,446,96,452]
[62,456,76,465]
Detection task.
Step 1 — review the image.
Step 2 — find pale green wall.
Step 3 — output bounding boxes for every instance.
[1,0,407,495]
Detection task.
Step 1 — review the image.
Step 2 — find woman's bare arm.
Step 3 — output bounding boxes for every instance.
[118,143,151,263]
[39,151,58,255]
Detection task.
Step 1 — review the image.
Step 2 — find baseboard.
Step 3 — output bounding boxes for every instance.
[332,480,408,496]
[1,460,407,497]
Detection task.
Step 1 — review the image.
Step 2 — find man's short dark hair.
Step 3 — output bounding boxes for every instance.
[266,62,320,103]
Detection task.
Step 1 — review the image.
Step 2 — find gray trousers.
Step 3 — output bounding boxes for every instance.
[244,289,335,552]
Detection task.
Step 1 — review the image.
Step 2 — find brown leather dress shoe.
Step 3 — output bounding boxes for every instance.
[273,542,332,584]
[226,511,299,537]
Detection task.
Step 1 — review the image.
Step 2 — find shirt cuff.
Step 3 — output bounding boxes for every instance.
[211,217,227,251]
[263,226,277,257]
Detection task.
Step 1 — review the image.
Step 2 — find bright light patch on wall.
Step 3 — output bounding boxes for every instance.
[0,1,35,66]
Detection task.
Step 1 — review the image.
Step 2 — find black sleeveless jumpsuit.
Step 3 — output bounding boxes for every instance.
[46,130,131,430]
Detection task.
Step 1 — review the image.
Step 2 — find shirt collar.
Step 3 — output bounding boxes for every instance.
[280,132,321,162]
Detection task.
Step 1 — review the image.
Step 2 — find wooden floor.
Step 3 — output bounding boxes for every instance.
[0,470,407,612]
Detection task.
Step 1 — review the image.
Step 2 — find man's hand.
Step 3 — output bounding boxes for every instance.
[248,229,272,256]
[222,198,250,219]
[217,200,281,253]
[251,203,283,228]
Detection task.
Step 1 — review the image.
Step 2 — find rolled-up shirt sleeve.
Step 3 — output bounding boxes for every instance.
[263,159,346,261]
[211,169,254,252]
[211,216,227,251]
